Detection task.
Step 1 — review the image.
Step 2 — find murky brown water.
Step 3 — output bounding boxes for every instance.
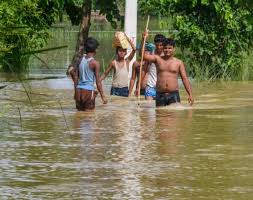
[0,76,253,199]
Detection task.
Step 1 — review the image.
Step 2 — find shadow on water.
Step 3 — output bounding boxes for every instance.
[0,76,253,199]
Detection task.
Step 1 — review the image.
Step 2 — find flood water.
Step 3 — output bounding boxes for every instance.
[0,75,252,199]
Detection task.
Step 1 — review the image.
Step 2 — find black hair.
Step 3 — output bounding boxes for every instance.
[85,37,99,53]
[163,38,176,47]
[116,46,127,54]
[154,34,166,43]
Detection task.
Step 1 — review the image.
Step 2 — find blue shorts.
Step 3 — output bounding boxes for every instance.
[145,86,156,98]
[111,87,129,97]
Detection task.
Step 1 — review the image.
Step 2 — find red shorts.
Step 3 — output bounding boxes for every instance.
[75,89,97,111]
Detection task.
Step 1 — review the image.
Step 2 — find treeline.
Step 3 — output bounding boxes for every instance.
[139,0,253,80]
[0,0,123,72]
[1,0,253,80]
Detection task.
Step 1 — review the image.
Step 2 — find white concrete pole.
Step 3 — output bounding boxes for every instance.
[124,0,137,77]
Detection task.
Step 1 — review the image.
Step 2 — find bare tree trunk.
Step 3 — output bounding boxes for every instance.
[71,0,92,68]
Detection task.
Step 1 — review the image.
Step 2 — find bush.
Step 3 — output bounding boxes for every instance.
[139,0,253,80]
[0,0,60,72]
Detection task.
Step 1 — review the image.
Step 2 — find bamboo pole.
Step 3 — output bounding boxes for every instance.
[137,16,150,102]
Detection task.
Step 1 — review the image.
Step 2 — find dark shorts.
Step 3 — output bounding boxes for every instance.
[75,89,97,111]
[140,89,145,96]
[156,90,181,107]
[111,87,129,97]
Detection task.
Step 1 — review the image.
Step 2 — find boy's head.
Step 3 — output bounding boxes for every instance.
[145,42,155,54]
[85,37,99,53]
[136,42,155,54]
[154,34,166,54]
[116,46,127,59]
[162,38,176,56]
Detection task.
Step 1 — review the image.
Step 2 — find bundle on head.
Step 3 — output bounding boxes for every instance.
[112,32,130,49]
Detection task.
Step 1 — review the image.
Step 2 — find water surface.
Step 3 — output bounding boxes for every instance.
[0,77,252,199]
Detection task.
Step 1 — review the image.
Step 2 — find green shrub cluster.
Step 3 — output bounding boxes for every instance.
[139,0,253,80]
[0,0,61,72]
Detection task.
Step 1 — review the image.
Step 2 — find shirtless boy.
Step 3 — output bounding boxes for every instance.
[128,43,154,97]
[128,58,148,96]
[141,31,194,107]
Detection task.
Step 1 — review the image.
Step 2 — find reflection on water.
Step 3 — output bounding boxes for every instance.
[0,77,253,199]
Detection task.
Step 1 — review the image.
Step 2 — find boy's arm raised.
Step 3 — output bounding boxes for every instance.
[139,31,157,63]
[125,34,136,62]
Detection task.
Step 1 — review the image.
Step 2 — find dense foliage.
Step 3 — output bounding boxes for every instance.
[0,0,123,72]
[0,0,61,72]
[64,0,123,28]
[139,0,253,80]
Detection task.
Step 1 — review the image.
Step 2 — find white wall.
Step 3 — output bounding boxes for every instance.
[124,0,137,78]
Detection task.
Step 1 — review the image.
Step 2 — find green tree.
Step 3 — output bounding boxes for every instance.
[139,0,253,80]
[0,0,62,72]
[0,0,123,72]
[64,0,123,69]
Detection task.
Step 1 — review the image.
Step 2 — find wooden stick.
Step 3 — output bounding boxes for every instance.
[137,16,150,102]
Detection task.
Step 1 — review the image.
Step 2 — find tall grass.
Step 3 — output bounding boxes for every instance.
[179,50,253,81]
[237,51,253,81]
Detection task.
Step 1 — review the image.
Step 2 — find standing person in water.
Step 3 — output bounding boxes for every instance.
[100,34,136,97]
[144,34,166,101]
[128,43,155,97]
[70,37,107,111]
[140,31,194,106]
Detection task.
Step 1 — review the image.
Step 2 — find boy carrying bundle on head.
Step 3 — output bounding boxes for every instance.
[100,33,136,97]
